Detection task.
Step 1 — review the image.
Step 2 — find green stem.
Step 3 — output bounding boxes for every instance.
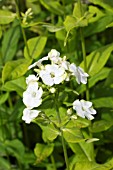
[15,0,31,59]
[80,28,89,101]
[78,0,89,101]
[55,92,69,170]
[50,154,57,170]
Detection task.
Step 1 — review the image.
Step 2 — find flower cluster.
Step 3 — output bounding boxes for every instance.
[22,75,43,123]
[22,49,96,123]
[28,49,89,86]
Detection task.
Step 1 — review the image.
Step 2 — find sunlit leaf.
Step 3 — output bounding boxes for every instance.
[0,10,16,24]
[2,59,32,83]
[34,143,54,163]
[90,120,113,133]
[2,24,20,62]
[2,77,26,96]
[24,36,47,59]
[80,44,113,76]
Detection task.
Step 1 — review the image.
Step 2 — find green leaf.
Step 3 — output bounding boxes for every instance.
[77,67,110,94]
[2,24,20,62]
[63,127,84,143]
[64,15,88,33]
[42,24,64,32]
[5,139,25,163]
[0,157,10,170]
[40,123,60,142]
[80,44,113,76]
[73,3,87,18]
[24,36,47,59]
[104,68,113,87]
[2,77,26,96]
[92,97,113,108]
[40,0,64,15]
[0,10,16,24]
[34,143,54,163]
[88,5,105,23]
[89,0,113,13]
[69,141,94,162]
[90,120,113,133]
[84,15,113,37]
[2,59,32,83]
[0,92,9,105]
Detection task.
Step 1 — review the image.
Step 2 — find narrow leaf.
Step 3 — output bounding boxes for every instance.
[80,44,113,76]
[2,24,20,62]
[24,36,47,59]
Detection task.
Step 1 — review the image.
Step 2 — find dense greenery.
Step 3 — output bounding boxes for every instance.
[1,0,113,169]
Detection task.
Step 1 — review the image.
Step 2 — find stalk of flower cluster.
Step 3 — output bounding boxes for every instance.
[78,0,89,101]
[55,91,69,170]
[15,0,31,59]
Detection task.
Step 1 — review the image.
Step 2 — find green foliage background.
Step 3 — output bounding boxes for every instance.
[1,0,113,169]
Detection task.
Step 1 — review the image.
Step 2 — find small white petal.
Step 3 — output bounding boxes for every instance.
[26,74,38,84]
[22,108,40,124]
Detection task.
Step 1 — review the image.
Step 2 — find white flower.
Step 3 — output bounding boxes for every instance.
[49,87,56,93]
[26,74,38,85]
[73,99,96,120]
[39,64,66,86]
[48,49,61,64]
[28,56,48,69]
[69,63,89,84]
[23,82,43,109]
[22,108,40,124]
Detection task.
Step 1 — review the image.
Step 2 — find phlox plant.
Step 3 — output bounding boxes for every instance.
[1,0,113,169]
[22,49,97,169]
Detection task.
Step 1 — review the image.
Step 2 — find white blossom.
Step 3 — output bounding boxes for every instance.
[22,108,40,124]
[23,82,43,109]
[69,63,89,84]
[73,99,96,120]
[48,49,60,64]
[39,64,66,86]
[26,74,38,85]
[49,87,56,93]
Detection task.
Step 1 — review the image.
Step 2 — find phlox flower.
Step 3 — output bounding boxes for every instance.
[69,63,89,84]
[22,108,40,124]
[73,99,96,120]
[26,74,38,85]
[23,82,43,109]
[39,64,66,86]
[48,49,61,64]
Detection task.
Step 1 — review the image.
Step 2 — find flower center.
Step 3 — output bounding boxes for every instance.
[32,91,37,97]
[50,72,55,78]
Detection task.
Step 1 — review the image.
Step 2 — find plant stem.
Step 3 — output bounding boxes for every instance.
[78,0,89,101]
[50,154,57,170]
[55,92,69,170]
[15,0,31,59]
[80,28,89,101]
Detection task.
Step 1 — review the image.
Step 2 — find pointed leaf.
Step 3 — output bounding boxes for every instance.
[63,127,84,143]
[2,77,26,96]
[80,44,113,76]
[0,10,16,24]
[89,0,113,13]
[40,0,64,15]
[2,24,20,62]
[90,120,113,133]
[24,36,47,59]
[34,143,54,163]
[2,59,32,83]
